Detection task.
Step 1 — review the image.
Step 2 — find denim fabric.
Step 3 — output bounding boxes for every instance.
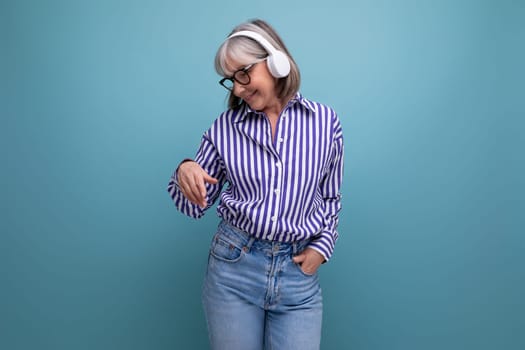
[202,220,323,350]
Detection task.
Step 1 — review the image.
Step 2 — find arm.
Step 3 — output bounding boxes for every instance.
[309,125,344,262]
[294,117,344,271]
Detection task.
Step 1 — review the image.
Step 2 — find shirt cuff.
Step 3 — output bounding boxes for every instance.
[308,230,336,262]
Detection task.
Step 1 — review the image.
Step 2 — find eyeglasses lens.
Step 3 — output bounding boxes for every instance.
[234,71,250,85]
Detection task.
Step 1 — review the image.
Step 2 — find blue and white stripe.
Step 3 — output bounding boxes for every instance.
[168,93,344,260]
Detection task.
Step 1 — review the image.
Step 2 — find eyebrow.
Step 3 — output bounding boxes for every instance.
[224,62,255,79]
[227,57,266,77]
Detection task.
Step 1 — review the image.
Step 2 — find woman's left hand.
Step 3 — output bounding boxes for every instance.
[292,248,325,275]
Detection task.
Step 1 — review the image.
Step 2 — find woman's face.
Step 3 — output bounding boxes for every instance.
[229,59,281,114]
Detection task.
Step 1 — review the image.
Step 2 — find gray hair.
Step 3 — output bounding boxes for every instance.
[215,19,301,109]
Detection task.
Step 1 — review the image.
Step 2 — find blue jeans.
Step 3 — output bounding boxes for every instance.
[202,220,323,350]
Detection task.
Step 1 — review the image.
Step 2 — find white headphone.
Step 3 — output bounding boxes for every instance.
[227,30,291,78]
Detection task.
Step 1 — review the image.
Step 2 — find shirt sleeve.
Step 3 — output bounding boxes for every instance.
[167,132,226,218]
[308,114,344,261]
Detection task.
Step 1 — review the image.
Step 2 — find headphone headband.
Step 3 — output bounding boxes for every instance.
[227,30,291,78]
[228,31,278,55]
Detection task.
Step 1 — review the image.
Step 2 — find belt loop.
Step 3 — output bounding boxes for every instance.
[247,237,255,249]
[292,241,298,256]
[243,236,256,253]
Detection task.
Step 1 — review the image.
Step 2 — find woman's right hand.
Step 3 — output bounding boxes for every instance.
[177,161,218,208]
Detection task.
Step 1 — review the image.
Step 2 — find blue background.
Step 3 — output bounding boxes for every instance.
[2,0,524,349]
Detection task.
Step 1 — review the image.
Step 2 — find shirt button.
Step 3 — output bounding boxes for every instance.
[274,189,280,195]
[271,216,277,222]
[278,138,284,143]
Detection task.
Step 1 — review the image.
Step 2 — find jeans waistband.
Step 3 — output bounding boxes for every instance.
[218,220,311,255]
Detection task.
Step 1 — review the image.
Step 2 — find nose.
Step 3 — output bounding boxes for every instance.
[232,82,247,96]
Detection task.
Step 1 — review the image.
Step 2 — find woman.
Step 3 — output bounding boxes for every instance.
[167,19,344,350]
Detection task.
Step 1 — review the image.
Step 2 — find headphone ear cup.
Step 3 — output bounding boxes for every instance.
[266,50,291,78]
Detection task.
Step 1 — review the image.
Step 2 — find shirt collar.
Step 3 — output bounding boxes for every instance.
[233,92,315,123]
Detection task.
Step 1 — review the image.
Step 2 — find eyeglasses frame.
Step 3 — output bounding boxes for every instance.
[219,58,267,91]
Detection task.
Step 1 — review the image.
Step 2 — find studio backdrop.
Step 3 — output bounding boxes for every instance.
[2,0,524,349]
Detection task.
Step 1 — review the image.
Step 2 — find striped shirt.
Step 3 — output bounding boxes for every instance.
[167,93,344,260]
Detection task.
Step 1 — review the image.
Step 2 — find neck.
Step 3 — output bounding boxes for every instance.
[264,95,290,120]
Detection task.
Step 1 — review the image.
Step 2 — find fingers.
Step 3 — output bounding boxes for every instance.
[179,180,206,207]
[196,174,219,205]
[293,249,324,275]
[292,254,305,264]
[177,162,217,208]
[203,173,219,185]
[190,182,207,208]
[182,174,208,208]
[193,173,206,200]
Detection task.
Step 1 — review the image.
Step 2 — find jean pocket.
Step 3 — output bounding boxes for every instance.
[293,261,317,277]
[210,233,244,263]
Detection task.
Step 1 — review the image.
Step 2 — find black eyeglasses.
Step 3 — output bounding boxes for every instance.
[219,59,265,91]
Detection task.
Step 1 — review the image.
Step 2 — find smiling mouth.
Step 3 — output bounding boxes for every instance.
[244,91,257,101]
